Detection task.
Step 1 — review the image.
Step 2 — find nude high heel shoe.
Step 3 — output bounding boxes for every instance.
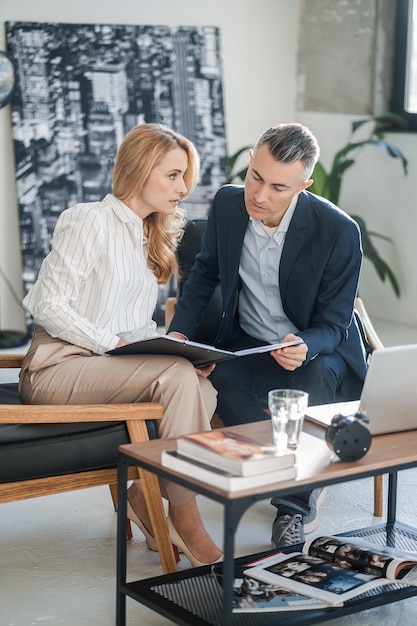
[167,516,223,568]
[127,501,158,552]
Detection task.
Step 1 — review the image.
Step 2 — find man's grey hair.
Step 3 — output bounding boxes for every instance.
[254,123,320,181]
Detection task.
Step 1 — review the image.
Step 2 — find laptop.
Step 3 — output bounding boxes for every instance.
[305,344,417,435]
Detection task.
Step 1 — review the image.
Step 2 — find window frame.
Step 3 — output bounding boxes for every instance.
[392,0,417,130]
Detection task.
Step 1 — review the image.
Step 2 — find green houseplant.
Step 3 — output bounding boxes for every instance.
[227,114,408,297]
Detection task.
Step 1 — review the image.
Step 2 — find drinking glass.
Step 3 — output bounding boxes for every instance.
[268,389,309,452]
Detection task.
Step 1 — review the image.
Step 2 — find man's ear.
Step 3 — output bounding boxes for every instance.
[298,179,313,193]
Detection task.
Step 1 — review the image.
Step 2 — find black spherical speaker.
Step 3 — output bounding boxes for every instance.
[325,412,372,462]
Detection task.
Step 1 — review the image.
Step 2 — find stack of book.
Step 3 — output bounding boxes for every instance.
[161,429,296,491]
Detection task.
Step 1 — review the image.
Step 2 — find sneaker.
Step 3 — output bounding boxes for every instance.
[271,513,305,549]
[304,487,327,534]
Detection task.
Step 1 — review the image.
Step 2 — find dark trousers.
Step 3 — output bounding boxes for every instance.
[209,332,347,515]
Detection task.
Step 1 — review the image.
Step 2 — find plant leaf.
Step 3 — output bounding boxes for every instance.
[228,146,251,172]
[366,139,408,175]
[310,161,329,196]
[373,112,409,130]
[351,214,400,297]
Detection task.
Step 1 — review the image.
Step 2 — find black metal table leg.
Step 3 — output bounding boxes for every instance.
[221,498,255,620]
[387,471,398,525]
[116,454,129,626]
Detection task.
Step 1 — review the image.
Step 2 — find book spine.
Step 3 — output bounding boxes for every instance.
[161,451,296,491]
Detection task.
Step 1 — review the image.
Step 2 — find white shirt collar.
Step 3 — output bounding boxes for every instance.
[250,194,298,238]
[104,193,144,226]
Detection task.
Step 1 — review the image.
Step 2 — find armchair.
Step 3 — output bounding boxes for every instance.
[0,352,178,574]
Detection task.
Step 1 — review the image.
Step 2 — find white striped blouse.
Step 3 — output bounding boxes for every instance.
[23,194,159,355]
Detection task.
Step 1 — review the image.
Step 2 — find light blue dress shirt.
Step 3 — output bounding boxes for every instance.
[238,197,299,343]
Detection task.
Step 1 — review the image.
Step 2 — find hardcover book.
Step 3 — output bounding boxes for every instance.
[107,335,302,368]
[177,429,295,476]
[245,534,417,606]
[161,450,297,492]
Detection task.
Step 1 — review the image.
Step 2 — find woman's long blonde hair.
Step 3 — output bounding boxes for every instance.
[113,123,200,283]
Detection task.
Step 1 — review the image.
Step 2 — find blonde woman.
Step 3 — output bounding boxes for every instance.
[19,123,221,567]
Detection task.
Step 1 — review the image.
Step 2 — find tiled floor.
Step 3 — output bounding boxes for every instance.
[1,318,417,625]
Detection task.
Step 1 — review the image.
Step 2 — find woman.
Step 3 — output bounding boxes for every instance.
[19,123,222,567]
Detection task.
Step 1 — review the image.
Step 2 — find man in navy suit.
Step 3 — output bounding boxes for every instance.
[168,123,370,547]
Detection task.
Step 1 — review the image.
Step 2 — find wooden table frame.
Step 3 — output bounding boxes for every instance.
[116,420,417,625]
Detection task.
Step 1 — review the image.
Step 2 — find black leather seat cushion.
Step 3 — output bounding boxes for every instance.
[0,382,22,404]
[0,382,158,483]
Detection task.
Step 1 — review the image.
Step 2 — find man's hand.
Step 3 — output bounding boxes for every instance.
[270,333,307,371]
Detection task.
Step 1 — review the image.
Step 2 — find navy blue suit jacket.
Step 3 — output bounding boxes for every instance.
[170,185,370,398]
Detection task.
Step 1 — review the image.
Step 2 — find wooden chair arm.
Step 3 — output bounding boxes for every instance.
[355,297,384,352]
[0,354,25,368]
[0,402,163,423]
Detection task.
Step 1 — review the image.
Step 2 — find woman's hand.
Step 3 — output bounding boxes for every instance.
[195,363,216,378]
[166,331,215,377]
[167,331,188,341]
[270,334,307,371]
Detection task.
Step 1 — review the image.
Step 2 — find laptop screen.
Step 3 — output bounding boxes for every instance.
[306,344,417,435]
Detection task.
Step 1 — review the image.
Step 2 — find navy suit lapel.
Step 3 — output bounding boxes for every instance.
[223,193,248,276]
[279,192,310,295]
[218,192,248,311]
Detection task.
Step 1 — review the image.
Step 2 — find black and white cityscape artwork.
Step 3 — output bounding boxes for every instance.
[6,21,229,325]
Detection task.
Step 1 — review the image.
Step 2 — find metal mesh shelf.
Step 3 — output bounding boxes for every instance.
[125,523,417,626]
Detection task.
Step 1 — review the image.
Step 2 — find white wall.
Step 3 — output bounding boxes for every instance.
[0,0,299,332]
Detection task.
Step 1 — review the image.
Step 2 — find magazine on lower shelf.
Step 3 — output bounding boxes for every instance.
[161,450,297,492]
[107,335,302,368]
[212,558,329,613]
[245,535,417,607]
[231,574,329,612]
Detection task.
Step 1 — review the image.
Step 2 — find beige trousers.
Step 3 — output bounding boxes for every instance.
[19,327,218,506]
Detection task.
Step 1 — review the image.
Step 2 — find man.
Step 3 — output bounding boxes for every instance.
[168,123,370,547]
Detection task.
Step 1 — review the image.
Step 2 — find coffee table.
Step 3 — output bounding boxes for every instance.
[116,420,417,625]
